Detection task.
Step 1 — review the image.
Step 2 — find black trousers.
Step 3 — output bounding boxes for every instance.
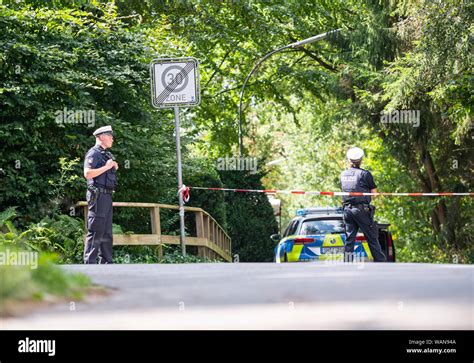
[84,190,113,264]
[343,205,386,262]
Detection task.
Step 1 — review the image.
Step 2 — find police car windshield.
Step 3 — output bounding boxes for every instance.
[299,218,345,235]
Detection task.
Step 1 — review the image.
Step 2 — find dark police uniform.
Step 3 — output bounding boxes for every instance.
[340,167,386,262]
[83,145,117,264]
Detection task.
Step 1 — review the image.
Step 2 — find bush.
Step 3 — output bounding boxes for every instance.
[0,208,85,264]
[113,245,220,264]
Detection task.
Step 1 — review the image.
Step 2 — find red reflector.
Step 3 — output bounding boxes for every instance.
[294,238,314,244]
[355,236,366,241]
[387,234,393,257]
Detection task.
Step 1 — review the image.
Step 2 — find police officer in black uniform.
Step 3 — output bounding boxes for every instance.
[83,125,118,264]
[340,147,386,262]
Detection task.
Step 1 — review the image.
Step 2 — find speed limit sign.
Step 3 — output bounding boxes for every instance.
[149,57,201,257]
[150,57,200,108]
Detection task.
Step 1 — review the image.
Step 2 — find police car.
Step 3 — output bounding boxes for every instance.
[272,207,395,262]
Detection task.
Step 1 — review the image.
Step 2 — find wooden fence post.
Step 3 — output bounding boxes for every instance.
[150,206,162,260]
[195,211,206,258]
[83,205,88,232]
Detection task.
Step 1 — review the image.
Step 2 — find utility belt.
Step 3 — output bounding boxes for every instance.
[87,185,114,212]
[343,202,375,219]
[88,185,114,194]
[343,202,370,209]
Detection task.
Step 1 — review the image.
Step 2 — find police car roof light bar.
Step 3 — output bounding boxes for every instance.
[297,207,344,216]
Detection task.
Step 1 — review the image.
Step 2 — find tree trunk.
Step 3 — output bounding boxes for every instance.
[417,142,457,249]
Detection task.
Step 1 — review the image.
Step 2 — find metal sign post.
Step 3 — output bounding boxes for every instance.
[150,57,200,256]
[173,106,186,255]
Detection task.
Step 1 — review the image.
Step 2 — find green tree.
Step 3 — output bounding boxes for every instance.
[0,3,178,228]
[220,169,278,262]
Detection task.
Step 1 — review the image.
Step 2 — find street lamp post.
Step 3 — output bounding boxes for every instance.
[238,29,341,156]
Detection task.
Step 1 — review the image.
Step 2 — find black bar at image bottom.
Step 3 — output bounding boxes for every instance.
[0,330,472,362]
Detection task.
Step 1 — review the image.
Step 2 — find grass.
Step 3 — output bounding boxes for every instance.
[0,246,92,317]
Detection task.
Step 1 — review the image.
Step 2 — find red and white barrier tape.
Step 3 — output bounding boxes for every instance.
[177,184,190,203]
[181,186,473,199]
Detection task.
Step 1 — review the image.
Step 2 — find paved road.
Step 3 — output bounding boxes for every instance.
[1,262,472,329]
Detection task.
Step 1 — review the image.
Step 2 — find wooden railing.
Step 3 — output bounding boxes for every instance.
[76,202,232,262]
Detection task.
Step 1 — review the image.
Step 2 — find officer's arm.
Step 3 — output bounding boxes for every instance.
[365,171,377,197]
[84,160,114,179]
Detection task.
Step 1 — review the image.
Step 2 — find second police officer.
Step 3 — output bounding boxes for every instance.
[83,125,118,264]
[340,147,386,262]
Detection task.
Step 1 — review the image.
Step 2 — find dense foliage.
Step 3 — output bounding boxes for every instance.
[1,0,472,263]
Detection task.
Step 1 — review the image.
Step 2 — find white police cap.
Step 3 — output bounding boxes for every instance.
[346,147,364,162]
[93,125,113,136]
